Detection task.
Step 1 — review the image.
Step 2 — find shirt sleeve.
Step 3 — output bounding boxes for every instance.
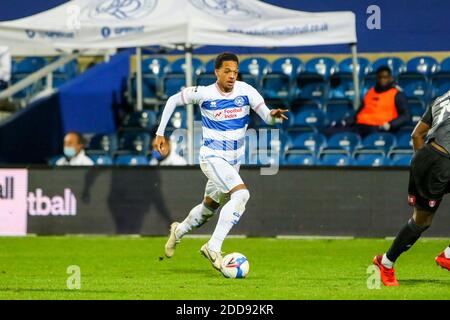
[156,86,203,136]
[421,105,433,126]
[180,86,203,105]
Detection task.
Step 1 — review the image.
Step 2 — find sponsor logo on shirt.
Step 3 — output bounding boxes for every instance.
[214,107,244,120]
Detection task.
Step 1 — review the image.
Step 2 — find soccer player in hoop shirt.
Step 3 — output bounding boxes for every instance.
[373,91,450,286]
[154,53,288,271]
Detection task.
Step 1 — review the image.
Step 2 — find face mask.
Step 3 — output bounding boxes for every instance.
[152,150,164,161]
[64,147,77,158]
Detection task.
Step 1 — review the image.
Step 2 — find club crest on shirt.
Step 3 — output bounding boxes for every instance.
[429,200,437,208]
[234,96,245,107]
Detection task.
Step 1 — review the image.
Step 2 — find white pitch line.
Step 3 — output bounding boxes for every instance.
[276,235,355,240]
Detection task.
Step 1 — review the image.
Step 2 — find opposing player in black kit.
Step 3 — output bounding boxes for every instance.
[373,91,450,286]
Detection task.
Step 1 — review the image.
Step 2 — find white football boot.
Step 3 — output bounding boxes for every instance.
[200,243,223,270]
[164,222,180,258]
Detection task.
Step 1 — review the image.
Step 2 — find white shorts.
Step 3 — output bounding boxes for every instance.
[200,156,244,205]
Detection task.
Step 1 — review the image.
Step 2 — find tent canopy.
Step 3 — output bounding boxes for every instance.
[0,0,357,54]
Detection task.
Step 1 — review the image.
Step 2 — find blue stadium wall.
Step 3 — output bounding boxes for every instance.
[1,0,450,53]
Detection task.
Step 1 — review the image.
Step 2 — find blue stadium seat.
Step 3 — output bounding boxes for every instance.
[262,74,291,99]
[395,132,413,149]
[291,109,326,129]
[319,154,352,166]
[11,57,48,99]
[87,133,118,154]
[122,110,157,130]
[115,154,149,166]
[203,58,216,73]
[439,57,450,74]
[336,57,371,79]
[165,57,204,76]
[353,153,390,167]
[13,57,47,74]
[325,100,354,126]
[407,99,426,126]
[89,154,113,165]
[270,57,303,79]
[328,77,357,100]
[325,132,361,153]
[263,57,302,99]
[431,77,450,98]
[404,56,440,78]
[255,127,286,151]
[369,57,406,77]
[239,57,270,78]
[162,75,186,98]
[134,58,168,99]
[141,57,169,77]
[294,79,328,101]
[239,57,270,89]
[303,57,337,80]
[285,131,326,155]
[196,74,216,87]
[130,75,159,100]
[390,153,413,167]
[51,59,78,87]
[162,58,203,98]
[290,99,322,114]
[360,132,397,153]
[118,131,151,154]
[168,107,187,129]
[196,58,216,87]
[282,151,316,166]
[361,77,376,99]
[398,77,430,102]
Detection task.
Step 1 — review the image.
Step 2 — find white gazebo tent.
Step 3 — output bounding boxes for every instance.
[0,0,358,163]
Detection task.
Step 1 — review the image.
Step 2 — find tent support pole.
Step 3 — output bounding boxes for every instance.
[185,44,194,165]
[350,43,360,110]
[136,47,143,112]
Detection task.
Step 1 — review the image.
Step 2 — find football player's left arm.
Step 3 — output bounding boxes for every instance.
[253,102,288,125]
[411,121,430,152]
[249,87,288,124]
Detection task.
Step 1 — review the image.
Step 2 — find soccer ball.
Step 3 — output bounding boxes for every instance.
[220,252,249,279]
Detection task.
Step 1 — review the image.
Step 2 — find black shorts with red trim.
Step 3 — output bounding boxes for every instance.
[408,144,450,213]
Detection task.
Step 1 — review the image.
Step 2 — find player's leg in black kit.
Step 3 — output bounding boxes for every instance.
[385,208,434,263]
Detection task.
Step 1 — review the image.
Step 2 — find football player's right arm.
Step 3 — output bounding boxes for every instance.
[412,105,432,152]
[411,121,430,152]
[155,87,201,155]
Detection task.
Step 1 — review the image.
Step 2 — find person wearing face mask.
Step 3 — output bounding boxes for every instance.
[149,135,187,166]
[55,132,94,166]
[342,66,410,137]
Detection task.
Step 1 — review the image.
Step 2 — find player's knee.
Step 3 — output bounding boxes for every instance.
[231,188,250,207]
[413,209,435,228]
[203,197,220,210]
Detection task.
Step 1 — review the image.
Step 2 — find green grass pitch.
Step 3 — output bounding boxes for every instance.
[0,236,449,300]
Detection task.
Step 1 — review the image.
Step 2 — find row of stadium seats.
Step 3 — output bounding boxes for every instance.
[113,102,423,135]
[50,150,412,167]
[83,129,413,165]
[129,55,450,105]
[9,57,79,99]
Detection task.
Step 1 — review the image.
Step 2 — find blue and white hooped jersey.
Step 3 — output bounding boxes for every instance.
[181,81,265,164]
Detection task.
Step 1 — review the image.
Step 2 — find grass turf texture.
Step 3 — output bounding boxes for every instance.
[0,236,449,300]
